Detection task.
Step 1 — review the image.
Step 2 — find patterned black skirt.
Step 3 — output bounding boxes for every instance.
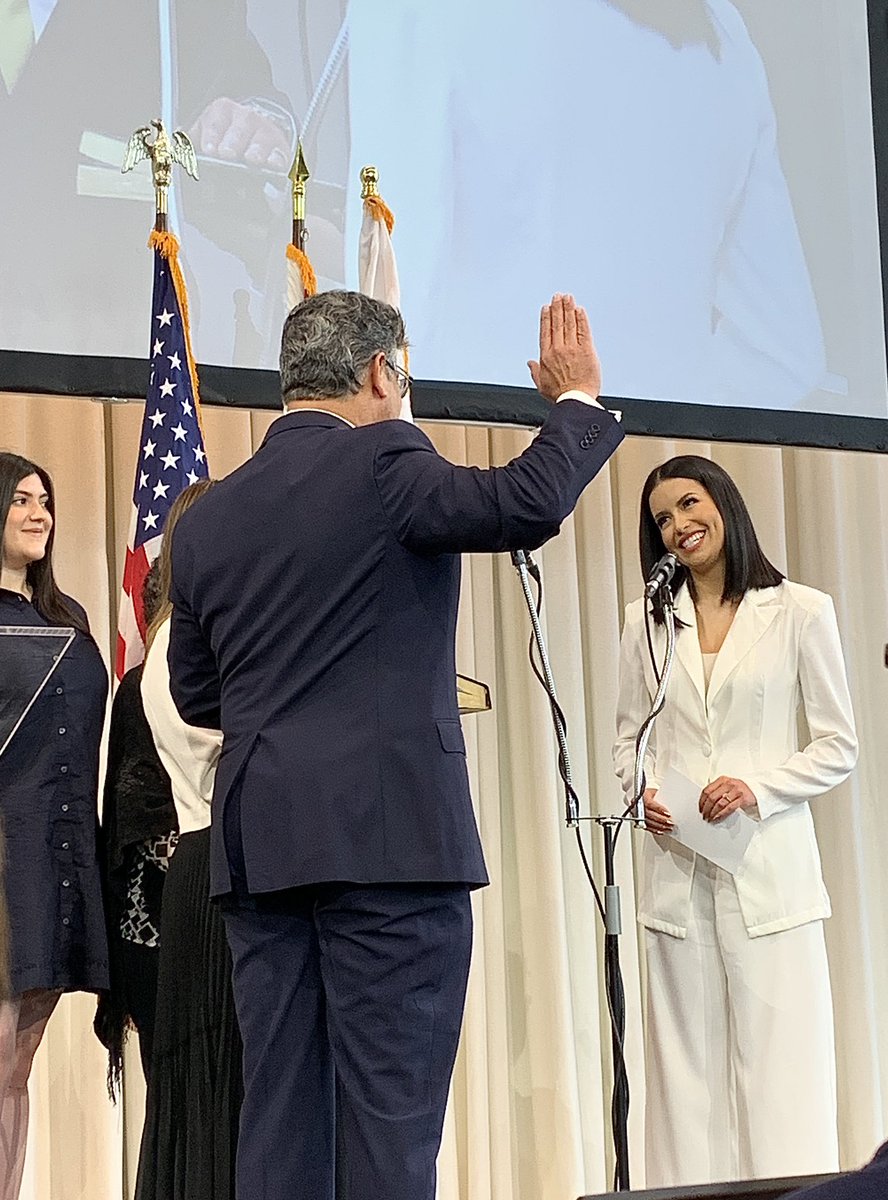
[135,827,243,1200]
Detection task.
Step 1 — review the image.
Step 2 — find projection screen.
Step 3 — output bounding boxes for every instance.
[1,0,887,450]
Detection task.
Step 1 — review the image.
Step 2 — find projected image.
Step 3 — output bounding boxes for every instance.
[350,0,827,411]
[0,0,885,420]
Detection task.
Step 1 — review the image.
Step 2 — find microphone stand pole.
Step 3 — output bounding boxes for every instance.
[589,583,677,1189]
[596,812,632,1188]
[511,553,679,1190]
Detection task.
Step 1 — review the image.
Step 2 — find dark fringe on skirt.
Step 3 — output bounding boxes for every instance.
[135,828,242,1200]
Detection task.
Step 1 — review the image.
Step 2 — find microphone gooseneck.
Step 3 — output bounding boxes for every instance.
[644,552,678,599]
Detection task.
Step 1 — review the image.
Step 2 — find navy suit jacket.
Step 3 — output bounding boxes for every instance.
[168,400,623,897]
[786,1142,888,1200]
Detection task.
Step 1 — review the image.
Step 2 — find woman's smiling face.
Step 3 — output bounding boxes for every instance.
[3,473,53,572]
[649,476,725,575]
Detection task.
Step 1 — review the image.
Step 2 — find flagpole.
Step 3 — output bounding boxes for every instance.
[286,142,317,307]
[115,119,205,678]
[157,0,179,234]
[290,142,310,257]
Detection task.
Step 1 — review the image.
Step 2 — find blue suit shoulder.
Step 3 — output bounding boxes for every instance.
[786,1141,888,1199]
[356,418,436,451]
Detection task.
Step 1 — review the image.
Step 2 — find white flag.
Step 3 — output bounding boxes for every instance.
[358,173,413,423]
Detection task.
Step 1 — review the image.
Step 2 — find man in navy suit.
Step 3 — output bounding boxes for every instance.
[167,289,623,1200]
[786,1142,888,1199]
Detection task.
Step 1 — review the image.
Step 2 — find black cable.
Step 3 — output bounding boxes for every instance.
[606,934,629,1189]
[522,566,582,831]
[613,603,669,852]
[644,598,661,688]
[573,824,606,926]
[595,597,671,1182]
[517,558,631,1185]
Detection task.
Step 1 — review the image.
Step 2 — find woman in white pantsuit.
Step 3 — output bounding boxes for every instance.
[614,456,857,1188]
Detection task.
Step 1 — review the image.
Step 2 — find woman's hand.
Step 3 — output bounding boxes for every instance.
[699,776,757,824]
[642,788,674,835]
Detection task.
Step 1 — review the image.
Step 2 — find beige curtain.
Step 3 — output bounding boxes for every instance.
[2,390,887,1198]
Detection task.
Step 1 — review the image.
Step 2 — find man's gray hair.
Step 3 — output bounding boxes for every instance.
[280,290,406,402]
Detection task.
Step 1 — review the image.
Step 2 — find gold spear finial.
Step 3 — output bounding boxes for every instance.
[122,118,198,232]
[360,165,380,200]
[289,142,310,224]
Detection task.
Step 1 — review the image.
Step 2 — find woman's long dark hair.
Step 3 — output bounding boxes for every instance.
[0,452,90,634]
[640,455,784,625]
[145,478,217,652]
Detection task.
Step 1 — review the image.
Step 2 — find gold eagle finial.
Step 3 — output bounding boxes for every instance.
[122,118,198,226]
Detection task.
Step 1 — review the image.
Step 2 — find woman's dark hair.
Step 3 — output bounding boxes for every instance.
[141,561,164,629]
[145,478,217,652]
[0,451,90,634]
[640,455,784,625]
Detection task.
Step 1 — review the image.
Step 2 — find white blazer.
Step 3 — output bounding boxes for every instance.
[613,581,857,938]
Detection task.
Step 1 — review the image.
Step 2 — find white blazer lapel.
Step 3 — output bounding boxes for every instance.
[707,587,780,706]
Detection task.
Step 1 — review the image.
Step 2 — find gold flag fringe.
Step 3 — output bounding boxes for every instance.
[286,243,318,297]
[363,194,395,235]
[148,230,202,427]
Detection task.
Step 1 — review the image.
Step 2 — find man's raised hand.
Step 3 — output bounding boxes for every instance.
[527,294,602,402]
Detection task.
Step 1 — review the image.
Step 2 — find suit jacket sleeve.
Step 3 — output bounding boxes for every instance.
[373,399,623,554]
[175,4,293,129]
[167,524,223,730]
[745,594,858,819]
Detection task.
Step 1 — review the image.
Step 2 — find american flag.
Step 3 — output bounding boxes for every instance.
[115,231,208,679]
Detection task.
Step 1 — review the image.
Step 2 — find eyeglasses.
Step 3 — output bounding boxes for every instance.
[384,357,412,399]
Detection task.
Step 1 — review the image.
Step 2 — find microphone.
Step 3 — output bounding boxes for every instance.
[644,552,678,599]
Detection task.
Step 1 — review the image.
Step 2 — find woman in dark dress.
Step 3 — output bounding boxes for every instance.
[94,565,179,1092]
[134,481,243,1200]
[0,452,109,1200]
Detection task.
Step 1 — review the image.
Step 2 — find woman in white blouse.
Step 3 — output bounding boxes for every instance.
[134,481,240,1200]
[614,455,857,1188]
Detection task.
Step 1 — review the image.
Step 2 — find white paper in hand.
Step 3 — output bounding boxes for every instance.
[656,766,755,876]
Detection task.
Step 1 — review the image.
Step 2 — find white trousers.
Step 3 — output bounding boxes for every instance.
[643,858,838,1187]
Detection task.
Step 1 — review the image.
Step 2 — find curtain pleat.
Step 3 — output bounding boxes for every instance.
[2,391,886,1197]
